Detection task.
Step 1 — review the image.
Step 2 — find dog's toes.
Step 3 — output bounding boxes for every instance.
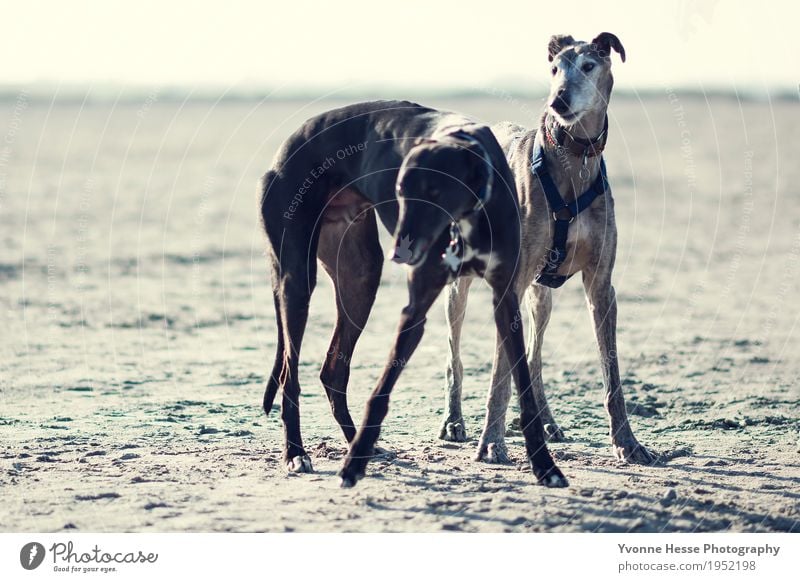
[475,441,511,464]
[531,460,569,488]
[439,420,467,442]
[540,470,569,488]
[613,440,658,465]
[286,454,313,473]
[543,422,566,442]
[338,464,363,488]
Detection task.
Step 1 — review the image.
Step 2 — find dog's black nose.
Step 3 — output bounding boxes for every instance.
[551,91,570,114]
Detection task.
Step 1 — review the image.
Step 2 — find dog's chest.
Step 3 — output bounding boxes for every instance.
[561,212,599,270]
[522,198,610,277]
[442,219,499,280]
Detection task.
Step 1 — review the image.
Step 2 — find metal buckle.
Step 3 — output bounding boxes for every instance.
[552,208,574,223]
[579,151,590,180]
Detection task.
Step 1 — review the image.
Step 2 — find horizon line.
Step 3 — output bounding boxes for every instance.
[0,82,797,104]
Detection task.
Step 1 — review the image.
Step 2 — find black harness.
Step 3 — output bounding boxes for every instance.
[530,121,609,288]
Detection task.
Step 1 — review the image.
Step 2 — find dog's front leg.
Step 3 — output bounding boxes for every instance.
[440,277,473,442]
[492,289,567,487]
[582,269,656,464]
[339,267,445,487]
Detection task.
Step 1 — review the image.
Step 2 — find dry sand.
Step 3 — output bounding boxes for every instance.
[1,94,798,532]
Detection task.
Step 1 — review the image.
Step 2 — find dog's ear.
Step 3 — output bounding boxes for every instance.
[591,32,626,63]
[548,34,575,62]
[412,137,438,148]
[461,145,489,193]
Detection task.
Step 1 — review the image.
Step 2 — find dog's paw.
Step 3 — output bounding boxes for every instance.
[338,449,371,488]
[529,453,569,487]
[338,464,364,488]
[475,441,511,464]
[339,475,357,488]
[612,439,657,465]
[439,419,467,442]
[286,454,313,473]
[538,467,569,488]
[543,422,566,442]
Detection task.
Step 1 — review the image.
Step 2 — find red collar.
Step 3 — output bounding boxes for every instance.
[545,115,608,158]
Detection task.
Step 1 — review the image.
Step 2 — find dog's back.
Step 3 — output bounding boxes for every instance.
[490,121,528,154]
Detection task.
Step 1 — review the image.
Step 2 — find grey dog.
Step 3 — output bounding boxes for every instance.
[441,33,656,466]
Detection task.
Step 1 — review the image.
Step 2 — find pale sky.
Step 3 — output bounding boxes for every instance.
[1,0,796,92]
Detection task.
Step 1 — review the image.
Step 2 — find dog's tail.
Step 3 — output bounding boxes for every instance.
[262,283,286,418]
[263,374,280,417]
[261,168,284,418]
[262,313,285,417]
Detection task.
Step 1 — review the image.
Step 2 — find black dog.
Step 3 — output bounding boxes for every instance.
[260,100,567,487]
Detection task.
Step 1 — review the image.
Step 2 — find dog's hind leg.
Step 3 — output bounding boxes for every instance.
[526,285,565,441]
[261,170,322,473]
[476,340,513,463]
[317,209,383,444]
[277,274,317,473]
[440,277,473,442]
[475,287,563,463]
[582,268,656,464]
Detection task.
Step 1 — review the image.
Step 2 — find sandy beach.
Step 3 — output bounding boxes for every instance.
[1,94,798,532]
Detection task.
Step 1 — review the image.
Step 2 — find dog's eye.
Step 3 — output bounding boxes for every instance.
[582,62,595,73]
[550,66,557,76]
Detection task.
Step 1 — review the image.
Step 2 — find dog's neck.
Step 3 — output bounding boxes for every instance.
[540,109,608,201]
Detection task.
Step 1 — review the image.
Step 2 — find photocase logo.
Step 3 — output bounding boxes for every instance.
[20,542,46,570]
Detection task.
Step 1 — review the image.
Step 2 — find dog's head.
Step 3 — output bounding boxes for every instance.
[546,32,625,126]
[390,138,490,266]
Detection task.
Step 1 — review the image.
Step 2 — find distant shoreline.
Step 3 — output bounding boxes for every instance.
[0,85,797,105]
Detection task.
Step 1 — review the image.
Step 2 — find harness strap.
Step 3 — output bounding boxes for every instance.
[530,139,608,288]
